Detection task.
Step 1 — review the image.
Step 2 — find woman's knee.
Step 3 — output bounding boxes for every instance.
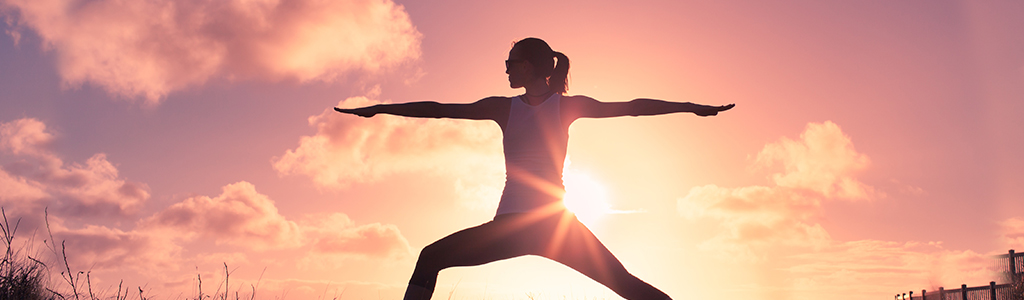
[415,241,452,269]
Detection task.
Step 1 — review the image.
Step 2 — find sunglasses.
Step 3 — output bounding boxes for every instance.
[505,59,526,69]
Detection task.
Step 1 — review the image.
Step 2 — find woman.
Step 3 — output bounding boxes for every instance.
[335,37,733,300]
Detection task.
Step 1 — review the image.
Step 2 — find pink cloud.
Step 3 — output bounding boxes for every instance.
[0,118,54,156]
[143,181,411,257]
[144,181,302,250]
[251,278,403,300]
[783,241,996,298]
[36,180,411,288]
[677,121,1002,298]
[0,168,47,205]
[273,96,503,191]
[0,118,149,218]
[679,121,874,260]
[52,223,183,272]
[755,121,874,199]
[1,0,421,103]
[1001,218,1024,249]
[680,185,832,260]
[0,117,412,297]
[302,213,410,258]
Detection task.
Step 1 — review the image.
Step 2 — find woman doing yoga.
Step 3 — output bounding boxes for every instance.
[335,37,734,300]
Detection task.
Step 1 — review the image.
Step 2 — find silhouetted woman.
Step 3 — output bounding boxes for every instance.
[335,37,733,300]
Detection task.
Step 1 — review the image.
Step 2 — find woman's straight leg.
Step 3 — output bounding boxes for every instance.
[541,213,671,300]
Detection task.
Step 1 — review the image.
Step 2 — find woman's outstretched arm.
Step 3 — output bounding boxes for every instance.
[335,97,508,121]
[564,96,734,119]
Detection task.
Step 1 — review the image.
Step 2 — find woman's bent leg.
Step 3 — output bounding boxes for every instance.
[406,214,547,300]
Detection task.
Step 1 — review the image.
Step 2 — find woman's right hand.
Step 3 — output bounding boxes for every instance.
[334,106,378,118]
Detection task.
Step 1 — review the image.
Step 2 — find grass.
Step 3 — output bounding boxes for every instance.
[0,208,53,300]
[0,208,275,300]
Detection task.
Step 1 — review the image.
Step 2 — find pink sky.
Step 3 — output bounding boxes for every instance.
[1,1,1023,299]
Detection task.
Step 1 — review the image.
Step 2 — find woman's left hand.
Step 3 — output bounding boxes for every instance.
[694,103,735,116]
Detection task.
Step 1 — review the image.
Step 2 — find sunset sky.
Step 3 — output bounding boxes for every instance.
[1,1,1023,299]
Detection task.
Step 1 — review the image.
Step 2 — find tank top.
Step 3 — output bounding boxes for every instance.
[495,93,568,216]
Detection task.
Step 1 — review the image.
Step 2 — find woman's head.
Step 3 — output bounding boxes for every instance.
[508,37,569,93]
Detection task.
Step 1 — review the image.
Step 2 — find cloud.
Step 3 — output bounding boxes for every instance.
[292,212,411,271]
[0,118,54,157]
[142,180,411,257]
[0,117,412,297]
[677,121,1001,298]
[52,223,183,272]
[1,0,422,103]
[1001,218,1024,249]
[302,213,410,258]
[782,240,996,298]
[680,185,832,260]
[246,278,404,300]
[0,118,149,218]
[754,121,873,199]
[273,96,503,192]
[678,121,875,260]
[0,168,47,206]
[41,180,410,280]
[144,181,303,250]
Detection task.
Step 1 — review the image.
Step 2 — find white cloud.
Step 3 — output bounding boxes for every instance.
[1,0,422,103]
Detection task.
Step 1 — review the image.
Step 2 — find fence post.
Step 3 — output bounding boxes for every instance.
[1011,250,1017,277]
[910,290,914,300]
[939,287,945,300]
[923,289,927,300]
[961,284,968,300]
[990,281,996,300]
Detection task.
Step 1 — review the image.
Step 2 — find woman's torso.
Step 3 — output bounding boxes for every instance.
[495,93,570,216]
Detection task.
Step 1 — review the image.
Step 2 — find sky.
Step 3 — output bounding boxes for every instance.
[1,0,1023,299]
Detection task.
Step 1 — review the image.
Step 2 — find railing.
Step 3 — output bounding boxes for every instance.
[894,282,1010,300]
[894,250,1023,300]
[997,249,1024,278]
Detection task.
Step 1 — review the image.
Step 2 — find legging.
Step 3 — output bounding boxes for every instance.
[408,209,670,300]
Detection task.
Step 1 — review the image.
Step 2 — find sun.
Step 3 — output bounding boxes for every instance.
[562,158,612,225]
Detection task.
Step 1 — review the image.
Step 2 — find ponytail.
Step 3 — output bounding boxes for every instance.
[550,51,570,94]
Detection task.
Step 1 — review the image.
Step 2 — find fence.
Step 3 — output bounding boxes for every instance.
[894,249,1023,300]
[998,249,1024,278]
